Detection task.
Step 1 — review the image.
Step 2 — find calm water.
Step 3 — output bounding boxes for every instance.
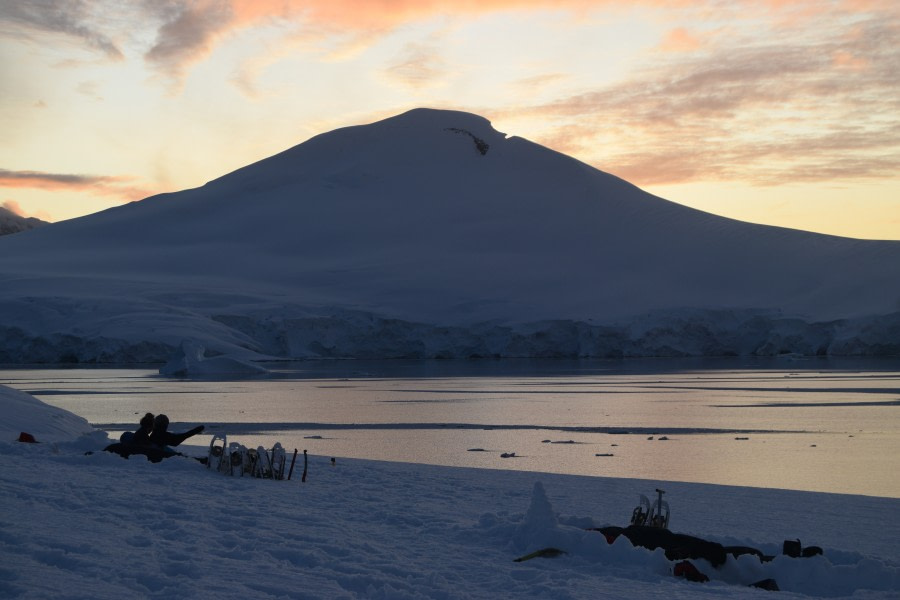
[3,357,899,497]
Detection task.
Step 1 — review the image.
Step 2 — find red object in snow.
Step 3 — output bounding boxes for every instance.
[17,432,37,443]
[674,560,709,583]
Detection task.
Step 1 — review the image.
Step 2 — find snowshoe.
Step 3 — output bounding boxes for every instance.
[630,494,651,526]
[270,442,286,480]
[227,441,246,476]
[207,434,226,471]
[208,439,295,481]
[630,489,670,529]
[246,447,259,477]
[254,445,274,478]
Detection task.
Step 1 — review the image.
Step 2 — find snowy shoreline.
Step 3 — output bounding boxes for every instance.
[2,384,899,598]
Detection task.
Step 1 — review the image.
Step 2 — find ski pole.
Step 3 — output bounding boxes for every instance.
[655,488,665,526]
[301,449,308,483]
[287,448,298,480]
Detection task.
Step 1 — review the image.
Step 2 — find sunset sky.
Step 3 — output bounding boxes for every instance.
[1,1,898,239]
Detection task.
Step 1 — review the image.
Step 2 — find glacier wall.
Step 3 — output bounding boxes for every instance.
[1,307,897,364]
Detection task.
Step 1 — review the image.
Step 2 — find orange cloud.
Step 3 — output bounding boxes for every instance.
[833,50,869,70]
[141,0,700,88]
[232,0,608,31]
[7,0,883,91]
[0,169,123,190]
[659,28,702,52]
[149,1,608,65]
[0,169,154,202]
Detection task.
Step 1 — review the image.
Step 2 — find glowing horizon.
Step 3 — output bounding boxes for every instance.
[1,1,897,239]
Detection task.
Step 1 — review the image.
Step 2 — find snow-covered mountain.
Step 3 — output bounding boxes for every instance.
[0,206,48,236]
[1,108,898,363]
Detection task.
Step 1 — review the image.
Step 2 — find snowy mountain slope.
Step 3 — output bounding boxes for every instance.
[1,108,898,362]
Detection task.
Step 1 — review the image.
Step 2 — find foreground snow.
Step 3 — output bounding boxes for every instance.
[2,385,898,599]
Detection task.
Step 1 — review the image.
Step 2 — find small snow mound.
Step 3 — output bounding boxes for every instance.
[524,482,556,528]
[159,340,269,377]
[0,385,96,443]
[513,482,561,550]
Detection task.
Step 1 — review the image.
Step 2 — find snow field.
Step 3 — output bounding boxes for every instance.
[2,385,899,599]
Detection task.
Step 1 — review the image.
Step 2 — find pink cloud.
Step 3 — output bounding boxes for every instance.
[1,199,26,216]
[138,0,689,87]
[228,0,894,31]
[231,0,607,30]
[497,13,900,188]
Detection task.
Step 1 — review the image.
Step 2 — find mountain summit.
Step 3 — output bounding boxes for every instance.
[1,108,898,362]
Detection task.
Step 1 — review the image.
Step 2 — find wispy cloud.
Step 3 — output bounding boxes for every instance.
[142,0,236,88]
[510,73,570,93]
[0,0,123,59]
[0,169,153,201]
[5,0,892,93]
[0,169,120,188]
[508,15,900,186]
[76,80,103,100]
[383,39,449,90]
[2,0,896,195]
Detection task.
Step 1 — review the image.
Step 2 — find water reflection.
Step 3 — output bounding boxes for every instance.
[2,357,898,497]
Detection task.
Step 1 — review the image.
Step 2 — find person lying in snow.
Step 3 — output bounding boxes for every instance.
[118,412,154,445]
[103,413,205,463]
[148,414,204,451]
